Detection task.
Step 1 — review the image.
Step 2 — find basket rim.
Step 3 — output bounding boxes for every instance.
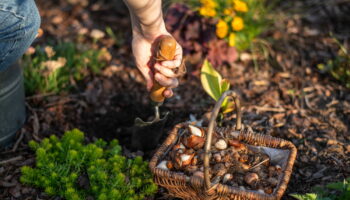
[149,122,297,200]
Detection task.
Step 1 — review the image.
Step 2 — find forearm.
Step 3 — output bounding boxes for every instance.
[123,0,167,40]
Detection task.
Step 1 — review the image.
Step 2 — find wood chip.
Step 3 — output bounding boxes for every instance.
[0,156,23,165]
[254,106,285,113]
[0,180,17,187]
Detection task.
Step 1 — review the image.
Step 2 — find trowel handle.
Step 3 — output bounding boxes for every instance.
[150,35,177,103]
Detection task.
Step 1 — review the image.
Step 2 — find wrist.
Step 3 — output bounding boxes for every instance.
[131,14,168,41]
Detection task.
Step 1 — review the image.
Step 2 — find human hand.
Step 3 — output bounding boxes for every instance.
[132,31,183,98]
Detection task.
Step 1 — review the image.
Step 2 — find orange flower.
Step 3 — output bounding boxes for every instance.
[231,17,244,31]
[216,19,228,38]
[233,0,248,12]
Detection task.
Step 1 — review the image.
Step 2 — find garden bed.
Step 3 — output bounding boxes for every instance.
[1,0,349,199]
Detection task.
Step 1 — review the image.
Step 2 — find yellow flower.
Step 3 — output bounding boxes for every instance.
[233,0,248,12]
[199,0,217,17]
[216,19,228,38]
[231,17,244,31]
[200,0,217,8]
[229,33,236,46]
[199,6,217,17]
[223,8,233,15]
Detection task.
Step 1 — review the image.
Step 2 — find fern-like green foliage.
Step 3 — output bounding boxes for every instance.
[20,129,158,200]
[290,178,350,200]
[23,43,109,95]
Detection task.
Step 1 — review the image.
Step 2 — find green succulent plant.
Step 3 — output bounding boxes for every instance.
[21,129,157,200]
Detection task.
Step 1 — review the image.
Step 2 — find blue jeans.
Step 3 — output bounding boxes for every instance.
[0,0,40,147]
[0,0,40,71]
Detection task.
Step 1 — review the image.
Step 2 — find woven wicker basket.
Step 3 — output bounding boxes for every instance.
[149,91,297,200]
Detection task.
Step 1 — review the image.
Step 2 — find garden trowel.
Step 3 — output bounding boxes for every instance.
[134,35,186,127]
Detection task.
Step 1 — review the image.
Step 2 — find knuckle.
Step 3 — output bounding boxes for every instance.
[163,61,171,67]
[167,70,175,77]
[155,73,162,81]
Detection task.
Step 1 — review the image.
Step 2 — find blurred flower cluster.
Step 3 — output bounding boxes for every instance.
[165,1,267,67]
[199,0,248,47]
[190,0,268,50]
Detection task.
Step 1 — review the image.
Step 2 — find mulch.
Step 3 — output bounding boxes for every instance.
[1,0,349,199]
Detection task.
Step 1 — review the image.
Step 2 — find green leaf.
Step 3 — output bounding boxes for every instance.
[290,193,318,200]
[220,79,231,110]
[327,181,345,191]
[200,59,222,101]
[222,101,235,114]
[220,79,230,94]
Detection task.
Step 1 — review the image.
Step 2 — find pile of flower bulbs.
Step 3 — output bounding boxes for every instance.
[157,124,282,194]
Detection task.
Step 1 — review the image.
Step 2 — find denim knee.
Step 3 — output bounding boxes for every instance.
[0,0,41,72]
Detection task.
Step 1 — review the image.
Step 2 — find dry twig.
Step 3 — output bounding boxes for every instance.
[12,129,25,152]
[254,106,286,113]
[0,156,23,165]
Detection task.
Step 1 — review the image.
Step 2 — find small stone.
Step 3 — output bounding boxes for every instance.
[215,139,227,150]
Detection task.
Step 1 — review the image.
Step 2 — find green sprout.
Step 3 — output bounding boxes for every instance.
[201,59,235,117]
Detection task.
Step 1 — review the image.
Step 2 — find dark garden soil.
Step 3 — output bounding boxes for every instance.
[1,0,349,199]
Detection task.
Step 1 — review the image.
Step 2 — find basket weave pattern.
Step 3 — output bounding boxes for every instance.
[149,91,297,200]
